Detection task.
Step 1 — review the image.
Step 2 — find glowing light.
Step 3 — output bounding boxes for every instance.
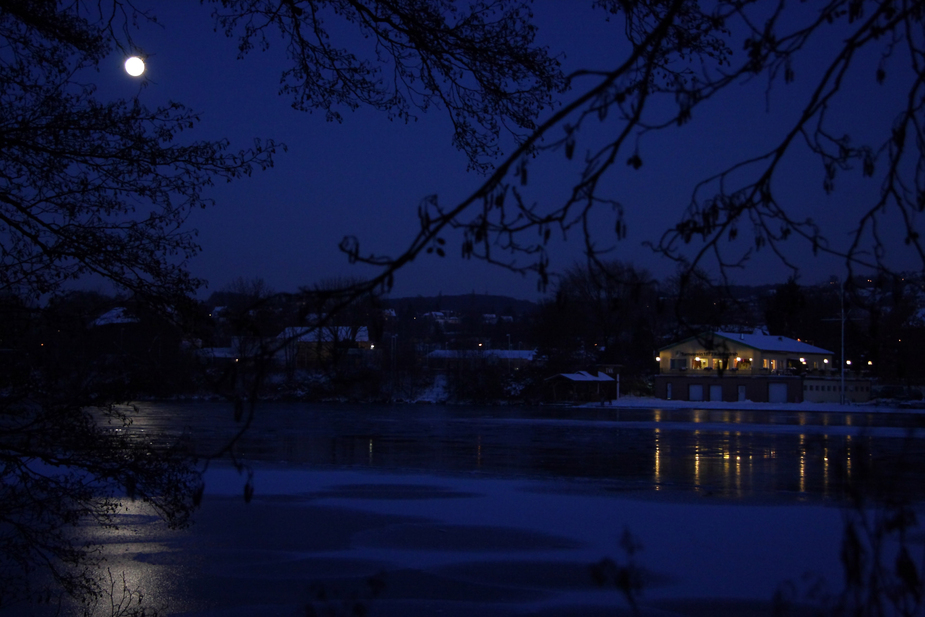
[124,56,145,76]
[846,360,852,365]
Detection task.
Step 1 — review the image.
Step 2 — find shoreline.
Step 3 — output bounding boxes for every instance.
[136,391,925,413]
[587,394,925,413]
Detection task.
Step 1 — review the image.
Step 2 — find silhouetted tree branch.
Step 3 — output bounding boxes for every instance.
[326,0,923,319]
[209,0,566,171]
[0,3,282,302]
[0,1,277,609]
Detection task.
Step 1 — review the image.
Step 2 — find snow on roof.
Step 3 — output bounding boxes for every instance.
[546,370,614,382]
[713,330,832,354]
[661,331,833,355]
[587,394,918,413]
[90,307,139,327]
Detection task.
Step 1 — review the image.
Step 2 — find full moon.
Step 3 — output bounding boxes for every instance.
[124,56,145,77]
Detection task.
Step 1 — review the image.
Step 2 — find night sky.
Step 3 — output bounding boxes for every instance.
[92,3,917,300]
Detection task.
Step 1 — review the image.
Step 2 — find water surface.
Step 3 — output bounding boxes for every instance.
[59,402,925,616]
[135,401,925,503]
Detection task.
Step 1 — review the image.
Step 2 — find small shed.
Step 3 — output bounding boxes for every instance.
[545,371,615,402]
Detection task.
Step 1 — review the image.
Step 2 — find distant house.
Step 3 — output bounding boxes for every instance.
[278,325,371,369]
[545,371,616,402]
[87,306,182,364]
[656,330,834,375]
[654,330,869,403]
[421,311,460,326]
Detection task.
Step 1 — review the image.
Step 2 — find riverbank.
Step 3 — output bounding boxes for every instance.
[597,395,925,413]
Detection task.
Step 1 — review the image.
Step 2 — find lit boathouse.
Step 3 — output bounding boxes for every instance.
[654,330,837,403]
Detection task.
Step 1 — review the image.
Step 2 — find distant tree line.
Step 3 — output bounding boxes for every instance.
[5,265,922,409]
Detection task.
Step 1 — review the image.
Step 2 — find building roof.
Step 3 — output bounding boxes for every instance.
[90,307,139,326]
[660,330,833,355]
[545,371,614,383]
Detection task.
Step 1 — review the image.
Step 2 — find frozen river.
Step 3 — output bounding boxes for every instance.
[70,403,925,615]
[160,402,925,502]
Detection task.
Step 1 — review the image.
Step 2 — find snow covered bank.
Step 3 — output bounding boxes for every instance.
[598,395,925,413]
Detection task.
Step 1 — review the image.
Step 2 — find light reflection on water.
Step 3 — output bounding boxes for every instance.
[126,401,925,504]
[66,501,196,617]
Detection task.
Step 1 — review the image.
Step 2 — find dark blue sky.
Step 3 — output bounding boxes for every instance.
[94,3,917,299]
